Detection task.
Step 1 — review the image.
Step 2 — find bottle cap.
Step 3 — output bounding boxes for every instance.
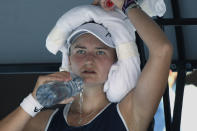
[105,0,115,8]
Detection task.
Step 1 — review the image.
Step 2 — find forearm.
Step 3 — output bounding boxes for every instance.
[0,107,32,131]
[127,8,172,57]
[127,7,173,93]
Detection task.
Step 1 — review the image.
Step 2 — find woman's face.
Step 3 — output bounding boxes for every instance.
[69,33,116,86]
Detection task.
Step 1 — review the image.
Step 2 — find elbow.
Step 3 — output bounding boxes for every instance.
[151,42,173,59]
[163,42,173,58]
[160,42,173,57]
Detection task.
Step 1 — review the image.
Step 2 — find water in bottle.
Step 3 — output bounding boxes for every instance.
[36,73,83,107]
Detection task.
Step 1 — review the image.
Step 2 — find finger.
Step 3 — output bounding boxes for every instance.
[59,97,74,104]
[32,72,71,98]
[34,72,72,91]
[92,0,100,5]
[48,72,72,82]
[61,71,72,81]
[92,0,106,8]
[100,0,106,8]
[35,75,64,88]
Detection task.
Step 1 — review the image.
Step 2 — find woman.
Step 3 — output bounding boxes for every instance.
[0,0,173,130]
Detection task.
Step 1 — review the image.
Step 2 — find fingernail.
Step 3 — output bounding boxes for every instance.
[105,0,114,8]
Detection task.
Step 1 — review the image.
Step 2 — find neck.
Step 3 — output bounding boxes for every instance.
[70,84,109,113]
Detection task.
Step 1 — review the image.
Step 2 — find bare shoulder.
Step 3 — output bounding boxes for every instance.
[23,109,55,131]
[118,89,148,130]
[118,90,135,124]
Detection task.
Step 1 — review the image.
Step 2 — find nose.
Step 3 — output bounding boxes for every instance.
[84,53,95,65]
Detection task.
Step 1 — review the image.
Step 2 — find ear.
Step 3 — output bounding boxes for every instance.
[68,55,72,71]
[68,56,71,65]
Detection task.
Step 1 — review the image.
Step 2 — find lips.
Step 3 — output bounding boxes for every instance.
[82,70,96,74]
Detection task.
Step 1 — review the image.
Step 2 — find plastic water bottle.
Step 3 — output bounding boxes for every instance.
[36,73,83,107]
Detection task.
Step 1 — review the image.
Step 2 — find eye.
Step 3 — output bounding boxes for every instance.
[76,50,86,55]
[96,50,105,55]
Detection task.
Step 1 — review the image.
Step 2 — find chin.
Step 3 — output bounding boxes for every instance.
[83,80,104,87]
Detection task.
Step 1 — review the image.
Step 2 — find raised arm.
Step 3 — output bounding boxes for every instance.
[125,7,173,129]
[93,0,173,130]
[119,7,172,131]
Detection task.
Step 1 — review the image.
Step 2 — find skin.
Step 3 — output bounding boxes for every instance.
[69,33,117,86]
[67,33,117,126]
[0,1,173,131]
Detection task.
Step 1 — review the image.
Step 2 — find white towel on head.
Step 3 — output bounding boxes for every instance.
[104,57,141,102]
[46,0,166,55]
[46,5,138,71]
[140,0,166,17]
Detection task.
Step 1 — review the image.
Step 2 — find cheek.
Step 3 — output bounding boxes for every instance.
[97,60,114,82]
[69,56,83,71]
[99,58,115,73]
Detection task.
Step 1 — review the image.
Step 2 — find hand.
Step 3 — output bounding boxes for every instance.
[32,71,74,104]
[92,0,124,10]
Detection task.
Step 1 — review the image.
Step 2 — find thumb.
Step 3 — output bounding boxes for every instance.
[92,0,100,5]
[59,97,74,104]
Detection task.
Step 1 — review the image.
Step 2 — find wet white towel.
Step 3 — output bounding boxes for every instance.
[140,0,166,17]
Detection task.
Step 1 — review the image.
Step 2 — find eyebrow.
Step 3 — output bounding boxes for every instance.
[74,45,108,50]
[95,47,108,50]
[74,45,86,49]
